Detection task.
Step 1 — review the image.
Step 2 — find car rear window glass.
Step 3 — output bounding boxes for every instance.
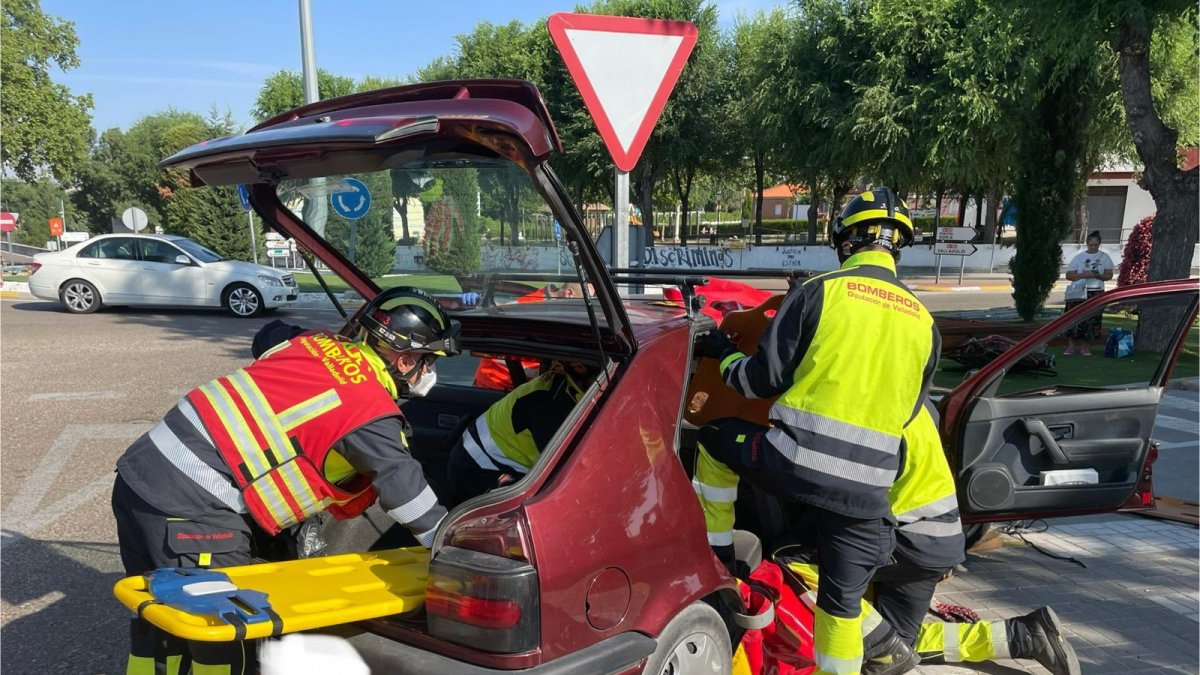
[79,238,137,261]
[276,156,600,321]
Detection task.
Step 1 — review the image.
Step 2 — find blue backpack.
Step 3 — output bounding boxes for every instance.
[1105,328,1134,359]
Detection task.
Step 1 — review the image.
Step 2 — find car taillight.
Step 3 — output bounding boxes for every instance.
[29,262,41,275]
[426,546,539,654]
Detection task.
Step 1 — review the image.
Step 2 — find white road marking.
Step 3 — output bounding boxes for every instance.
[28,391,125,402]
[1154,416,1198,434]
[1,423,145,537]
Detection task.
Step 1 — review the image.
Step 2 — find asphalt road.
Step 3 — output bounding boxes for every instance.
[0,287,1186,673]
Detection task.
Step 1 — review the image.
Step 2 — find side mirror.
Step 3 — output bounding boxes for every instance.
[174,254,192,265]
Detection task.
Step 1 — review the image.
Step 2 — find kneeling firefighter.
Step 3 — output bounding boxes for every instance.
[448,361,596,503]
[111,287,459,675]
[695,188,940,675]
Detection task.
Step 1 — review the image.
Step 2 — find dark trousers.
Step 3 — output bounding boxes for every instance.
[699,419,895,620]
[870,556,948,646]
[446,436,516,505]
[112,475,255,675]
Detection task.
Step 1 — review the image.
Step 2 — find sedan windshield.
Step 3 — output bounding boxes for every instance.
[175,238,223,263]
[276,156,592,314]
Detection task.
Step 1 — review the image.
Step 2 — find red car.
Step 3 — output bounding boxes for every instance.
[162,79,1198,674]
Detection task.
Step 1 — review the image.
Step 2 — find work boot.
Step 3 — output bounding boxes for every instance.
[1007,607,1081,675]
[862,629,920,675]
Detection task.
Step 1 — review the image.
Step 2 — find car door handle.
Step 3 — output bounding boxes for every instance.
[1019,418,1071,466]
[437,414,461,429]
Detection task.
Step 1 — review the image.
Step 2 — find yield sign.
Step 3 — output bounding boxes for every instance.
[548,13,698,172]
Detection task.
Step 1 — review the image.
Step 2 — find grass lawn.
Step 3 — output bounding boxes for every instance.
[2,274,28,282]
[935,311,1199,394]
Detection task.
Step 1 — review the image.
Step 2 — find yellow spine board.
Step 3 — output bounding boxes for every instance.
[113,547,430,642]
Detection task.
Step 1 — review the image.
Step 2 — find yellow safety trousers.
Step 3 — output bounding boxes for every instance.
[916,620,1010,662]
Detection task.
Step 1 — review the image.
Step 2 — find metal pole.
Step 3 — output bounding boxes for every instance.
[614,169,629,297]
[958,252,966,285]
[935,253,942,284]
[248,211,259,264]
[298,0,319,104]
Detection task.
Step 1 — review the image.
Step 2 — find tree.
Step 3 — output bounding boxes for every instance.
[1009,62,1101,321]
[1,0,94,184]
[251,69,356,121]
[423,169,481,276]
[0,178,82,247]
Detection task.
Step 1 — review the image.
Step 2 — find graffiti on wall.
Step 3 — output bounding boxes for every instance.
[642,246,734,269]
[778,247,808,268]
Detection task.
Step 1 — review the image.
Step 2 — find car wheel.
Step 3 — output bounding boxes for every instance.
[60,279,101,314]
[224,283,263,318]
[642,601,732,675]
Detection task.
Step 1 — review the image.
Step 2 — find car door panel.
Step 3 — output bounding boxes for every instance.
[77,238,141,301]
[958,387,1159,515]
[398,385,506,503]
[943,281,1199,522]
[136,239,208,305]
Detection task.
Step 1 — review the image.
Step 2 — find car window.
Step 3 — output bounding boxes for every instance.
[981,293,1198,397]
[174,238,223,263]
[78,238,138,261]
[139,239,185,264]
[275,156,598,322]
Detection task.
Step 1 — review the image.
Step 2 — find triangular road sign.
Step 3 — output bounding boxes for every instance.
[548,13,698,172]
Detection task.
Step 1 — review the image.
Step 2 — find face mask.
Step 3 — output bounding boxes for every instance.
[407,368,437,398]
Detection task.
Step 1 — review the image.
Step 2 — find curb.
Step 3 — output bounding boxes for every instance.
[910,284,1013,293]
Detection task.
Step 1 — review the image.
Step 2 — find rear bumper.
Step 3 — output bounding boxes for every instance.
[334,627,655,675]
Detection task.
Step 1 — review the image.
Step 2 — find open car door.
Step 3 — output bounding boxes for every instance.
[940,279,1198,522]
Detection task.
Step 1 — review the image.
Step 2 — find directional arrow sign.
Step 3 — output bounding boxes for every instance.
[935,242,978,256]
[936,226,978,242]
[548,13,698,172]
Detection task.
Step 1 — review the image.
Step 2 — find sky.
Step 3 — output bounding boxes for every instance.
[44,0,774,134]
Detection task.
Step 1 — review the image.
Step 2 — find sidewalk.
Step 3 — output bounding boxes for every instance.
[918,513,1199,674]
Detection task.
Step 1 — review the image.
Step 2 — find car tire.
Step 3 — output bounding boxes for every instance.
[224,283,263,318]
[60,279,101,314]
[964,522,992,551]
[641,601,732,675]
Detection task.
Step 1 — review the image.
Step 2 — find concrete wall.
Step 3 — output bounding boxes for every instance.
[391,242,1200,275]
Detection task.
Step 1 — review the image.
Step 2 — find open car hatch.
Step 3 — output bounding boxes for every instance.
[159,79,635,354]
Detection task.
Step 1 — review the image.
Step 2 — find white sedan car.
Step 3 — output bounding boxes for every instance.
[28,233,298,317]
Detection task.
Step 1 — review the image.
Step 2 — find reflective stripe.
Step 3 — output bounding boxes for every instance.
[814,651,861,675]
[991,620,1010,658]
[178,399,215,445]
[895,493,959,522]
[861,606,883,636]
[465,417,529,474]
[126,655,156,675]
[726,359,755,398]
[774,436,898,488]
[943,623,961,662]
[386,486,439,525]
[228,372,316,518]
[147,420,246,512]
[414,513,445,548]
[198,382,271,476]
[277,389,341,431]
[692,479,738,503]
[707,530,733,546]
[814,607,863,675]
[774,406,899,454]
[900,518,964,538]
[719,352,744,375]
[462,430,500,472]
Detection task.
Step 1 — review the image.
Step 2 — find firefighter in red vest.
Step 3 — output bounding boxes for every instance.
[111,286,460,675]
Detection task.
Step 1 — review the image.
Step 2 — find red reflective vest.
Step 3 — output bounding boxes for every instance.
[187,332,400,535]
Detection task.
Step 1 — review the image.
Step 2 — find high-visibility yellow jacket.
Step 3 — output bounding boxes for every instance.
[719,251,940,518]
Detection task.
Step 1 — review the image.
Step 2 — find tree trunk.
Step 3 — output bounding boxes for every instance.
[394,197,411,244]
[933,186,944,241]
[1115,14,1199,284]
[956,188,970,227]
[982,184,999,245]
[635,161,658,250]
[753,151,765,232]
[974,191,983,230]
[806,178,820,246]
[1114,14,1198,352]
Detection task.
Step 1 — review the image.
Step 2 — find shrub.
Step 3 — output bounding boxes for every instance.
[1118,215,1153,287]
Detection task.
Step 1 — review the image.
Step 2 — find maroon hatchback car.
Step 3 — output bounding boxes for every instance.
[160,79,1198,674]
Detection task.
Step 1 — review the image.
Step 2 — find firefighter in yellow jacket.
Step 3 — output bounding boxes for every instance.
[111,287,459,675]
[695,188,939,675]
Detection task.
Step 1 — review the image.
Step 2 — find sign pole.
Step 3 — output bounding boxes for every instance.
[935,254,942,285]
[614,168,630,296]
[958,251,967,285]
[248,210,259,264]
